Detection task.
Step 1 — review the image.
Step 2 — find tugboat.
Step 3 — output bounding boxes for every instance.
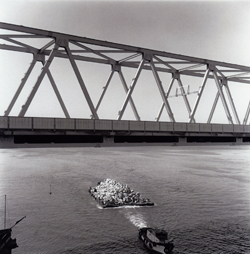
[138,227,174,254]
[0,195,25,254]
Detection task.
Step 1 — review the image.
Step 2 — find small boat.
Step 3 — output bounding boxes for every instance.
[138,227,174,254]
[0,195,25,254]
[0,228,18,254]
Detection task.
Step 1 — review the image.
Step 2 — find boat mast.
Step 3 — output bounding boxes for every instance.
[4,195,6,229]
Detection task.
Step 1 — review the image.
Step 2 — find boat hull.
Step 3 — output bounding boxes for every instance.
[102,201,154,208]
[0,229,18,253]
[138,228,174,254]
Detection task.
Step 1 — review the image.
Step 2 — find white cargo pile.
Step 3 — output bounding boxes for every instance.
[89,178,154,208]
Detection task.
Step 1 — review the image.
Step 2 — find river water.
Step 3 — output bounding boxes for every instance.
[0,146,250,254]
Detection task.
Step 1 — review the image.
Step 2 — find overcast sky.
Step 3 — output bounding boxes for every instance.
[0,0,250,123]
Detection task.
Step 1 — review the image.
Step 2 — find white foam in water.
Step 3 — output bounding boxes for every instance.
[125,209,147,228]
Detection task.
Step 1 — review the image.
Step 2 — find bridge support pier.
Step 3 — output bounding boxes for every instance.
[236,137,243,144]
[103,136,114,144]
[178,137,187,145]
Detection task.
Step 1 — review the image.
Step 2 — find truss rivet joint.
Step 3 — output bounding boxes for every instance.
[172,71,180,80]
[111,63,121,72]
[220,78,228,86]
[208,63,216,72]
[36,53,45,64]
[142,51,152,62]
[55,38,69,48]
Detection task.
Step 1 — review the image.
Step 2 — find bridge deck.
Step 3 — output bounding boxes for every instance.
[0,116,250,147]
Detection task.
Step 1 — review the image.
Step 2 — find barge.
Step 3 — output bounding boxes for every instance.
[89,178,154,208]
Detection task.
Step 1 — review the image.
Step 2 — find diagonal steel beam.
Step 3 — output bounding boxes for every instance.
[65,45,99,119]
[189,68,210,123]
[153,55,175,71]
[2,43,250,84]
[1,22,250,74]
[118,70,140,121]
[243,100,250,125]
[156,77,175,121]
[40,40,55,53]
[223,81,240,124]
[212,70,233,124]
[156,104,164,122]
[207,90,220,123]
[178,63,205,72]
[118,53,141,64]
[207,77,230,124]
[166,77,176,98]
[95,70,115,113]
[150,61,175,122]
[4,55,37,116]
[2,37,38,52]
[46,69,70,118]
[70,41,114,61]
[226,71,250,79]
[177,77,192,118]
[4,38,69,118]
[18,44,59,116]
[118,59,145,120]
[153,54,176,122]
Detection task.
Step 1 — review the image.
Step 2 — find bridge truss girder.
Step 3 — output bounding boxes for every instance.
[0,22,250,124]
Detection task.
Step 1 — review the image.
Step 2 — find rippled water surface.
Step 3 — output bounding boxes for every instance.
[0,146,250,254]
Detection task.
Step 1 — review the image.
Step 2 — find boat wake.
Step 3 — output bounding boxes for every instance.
[124,209,148,228]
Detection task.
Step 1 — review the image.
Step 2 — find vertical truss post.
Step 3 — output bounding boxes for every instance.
[243,100,250,125]
[118,59,145,120]
[223,79,240,124]
[118,70,140,121]
[156,78,175,121]
[4,54,37,116]
[150,61,175,122]
[46,69,70,118]
[212,70,233,124]
[189,68,210,123]
[177,77,192,117]
[18,44,59,117]
[95,70,114,113]
[65,45,99,119]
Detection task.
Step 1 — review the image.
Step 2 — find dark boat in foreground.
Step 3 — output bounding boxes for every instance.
[0,228,18,254]
[0,195,25,254]
[139,227,174,254]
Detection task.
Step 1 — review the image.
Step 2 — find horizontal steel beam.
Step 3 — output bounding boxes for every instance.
[1,43,250,85]
[1,22,250,74]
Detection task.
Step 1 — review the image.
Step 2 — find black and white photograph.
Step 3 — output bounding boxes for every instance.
[0,0,250,253]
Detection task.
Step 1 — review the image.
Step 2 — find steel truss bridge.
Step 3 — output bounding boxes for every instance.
[0,22,250,146]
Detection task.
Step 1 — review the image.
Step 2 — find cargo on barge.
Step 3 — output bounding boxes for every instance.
[89,178,154,208]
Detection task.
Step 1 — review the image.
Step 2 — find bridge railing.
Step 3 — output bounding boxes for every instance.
[1,116,250,134]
